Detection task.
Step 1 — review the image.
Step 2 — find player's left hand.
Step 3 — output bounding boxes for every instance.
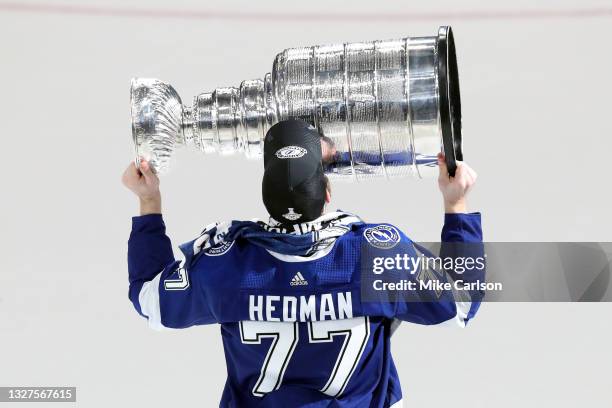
[121,158,160,200]
[437,152,477,213]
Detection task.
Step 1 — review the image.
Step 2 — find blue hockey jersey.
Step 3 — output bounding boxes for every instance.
[127,211,483,407]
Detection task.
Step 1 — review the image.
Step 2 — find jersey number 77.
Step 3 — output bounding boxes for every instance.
[240,316,370,398]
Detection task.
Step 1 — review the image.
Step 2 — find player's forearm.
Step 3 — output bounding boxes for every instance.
[127,213,176,316]
[128,214,175,286]
[441,212,482,242]
[139,193,162,216]
[440,212,485,321]
[444,198,467,214]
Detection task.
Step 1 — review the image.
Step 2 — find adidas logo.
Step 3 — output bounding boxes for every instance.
[290,272,308,286]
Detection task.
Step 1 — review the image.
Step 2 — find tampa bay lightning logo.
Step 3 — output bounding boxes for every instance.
[363,225,400,249]
[275,146,307,159]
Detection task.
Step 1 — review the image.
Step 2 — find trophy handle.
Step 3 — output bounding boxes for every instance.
[130,78,186,173]
[437,26,463,177]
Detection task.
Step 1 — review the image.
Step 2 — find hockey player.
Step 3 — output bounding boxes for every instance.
[122,119,483,407]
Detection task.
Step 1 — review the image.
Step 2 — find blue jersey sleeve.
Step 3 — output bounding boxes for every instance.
[397,212,484,327]
[441,212,483,243]
[439,212,484,324]
[127,214,174,317]
[127,214,215,329]
[360,213,484,327]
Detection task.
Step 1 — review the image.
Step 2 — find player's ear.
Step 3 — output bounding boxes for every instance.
[324,175,331,204]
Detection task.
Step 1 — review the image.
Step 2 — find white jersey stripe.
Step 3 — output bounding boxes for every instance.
[138,271,166,330]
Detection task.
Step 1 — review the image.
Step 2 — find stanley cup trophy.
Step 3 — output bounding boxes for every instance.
[130,26,462,180]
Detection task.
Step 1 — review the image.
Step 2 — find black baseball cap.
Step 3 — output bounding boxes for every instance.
[262,120,326,224]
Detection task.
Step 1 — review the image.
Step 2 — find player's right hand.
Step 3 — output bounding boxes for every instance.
[121,159,160,201]
[437,153,477,213]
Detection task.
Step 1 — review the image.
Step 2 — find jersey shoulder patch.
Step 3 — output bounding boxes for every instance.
[359,222,407,250]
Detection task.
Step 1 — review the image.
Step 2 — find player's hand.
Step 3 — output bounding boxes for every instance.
[121,159,162,215]
[437,153,477,214]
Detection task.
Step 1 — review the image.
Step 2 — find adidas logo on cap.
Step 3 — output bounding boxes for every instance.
[290,272,308,286]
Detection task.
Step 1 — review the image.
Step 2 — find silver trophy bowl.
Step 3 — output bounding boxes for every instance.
[131,26,462,179]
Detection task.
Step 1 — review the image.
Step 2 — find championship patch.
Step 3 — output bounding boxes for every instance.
[283,208,302,221]
[363,225,400,249]
[204,240,235,256]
